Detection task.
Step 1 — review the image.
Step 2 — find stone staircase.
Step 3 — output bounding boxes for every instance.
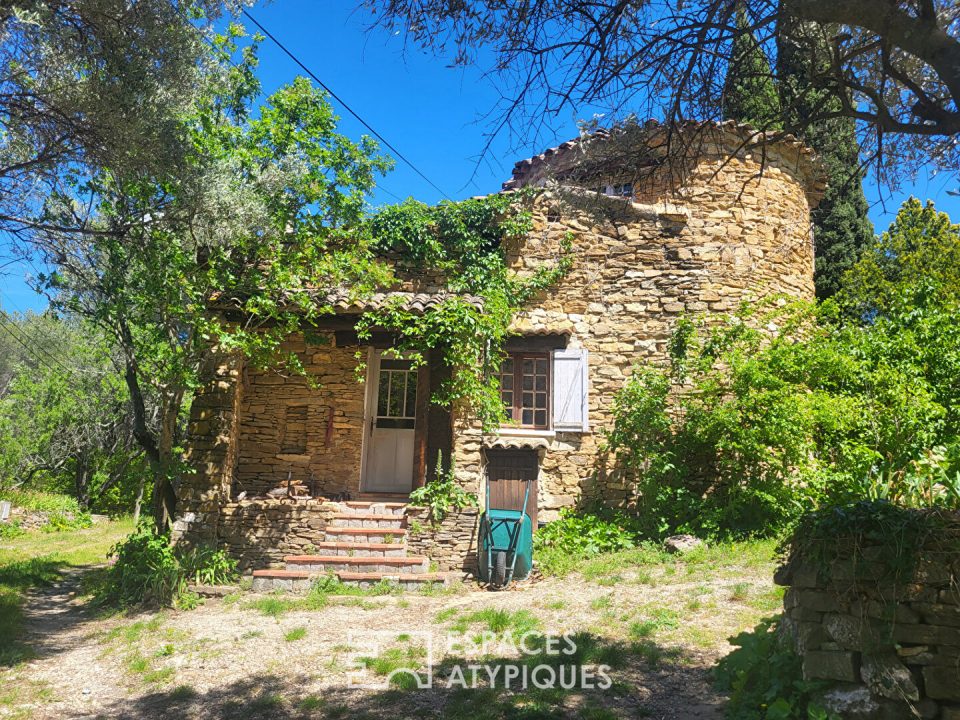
[251,498,446,592]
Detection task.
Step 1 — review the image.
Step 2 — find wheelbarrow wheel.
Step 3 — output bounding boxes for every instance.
[492,550,508,587]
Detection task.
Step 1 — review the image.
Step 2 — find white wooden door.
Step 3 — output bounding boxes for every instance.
[363,355,417,493]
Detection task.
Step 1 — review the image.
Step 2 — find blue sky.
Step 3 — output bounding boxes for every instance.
[2,0,958,313]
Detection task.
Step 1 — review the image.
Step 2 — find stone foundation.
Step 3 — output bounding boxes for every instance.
[776,514,960,718]
[405,506,480,574]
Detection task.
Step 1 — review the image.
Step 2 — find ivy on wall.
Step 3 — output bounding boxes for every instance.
[355,191,573,429]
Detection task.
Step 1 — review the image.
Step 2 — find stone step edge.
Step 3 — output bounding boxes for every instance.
[250,569,448,584]
[337,571,449,584]
[283,555,425,566]
[324,527,406,536]
[342,501,408,509]
[330,512,406,522]
[252,569,310,578]
[309,541,406,551]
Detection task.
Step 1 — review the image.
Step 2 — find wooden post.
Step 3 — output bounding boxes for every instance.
[412,360,431,489]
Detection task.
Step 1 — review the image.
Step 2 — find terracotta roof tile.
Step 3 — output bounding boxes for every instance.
[502,119,827,203]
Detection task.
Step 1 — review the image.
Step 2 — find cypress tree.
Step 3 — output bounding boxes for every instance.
[722,6,781,130]
[777,18,875,300]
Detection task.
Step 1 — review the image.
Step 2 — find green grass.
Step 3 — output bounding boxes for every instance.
[449,607,541,637]
[298,695,325,711]
[242,574,407,617]
[360,643,428,689]
[0,489,83,515]
[0,517,134,667]
[283,626,307,642]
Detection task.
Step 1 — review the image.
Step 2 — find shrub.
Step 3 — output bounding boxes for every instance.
[0,521,25,539]
[0,489,82,515]
[100,525,185,607]
[716,617,838,720]
[408,452,477,523]
[41,511,93,533]
[534,508,638,557]
[607,287,960,540]
[98,525,238,608]
[178,546,239,586]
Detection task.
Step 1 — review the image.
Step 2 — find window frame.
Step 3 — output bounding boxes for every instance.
[498,351,551,430]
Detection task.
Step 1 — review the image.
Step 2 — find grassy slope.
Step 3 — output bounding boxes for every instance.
[0,517,134,666]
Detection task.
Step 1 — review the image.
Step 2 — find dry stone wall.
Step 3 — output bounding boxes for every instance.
[235,334,366,498]
[776,520,960,719]
[454,140,816,519]
[405,506,480,574]
[217,499,337,570]
[173,346,244,547]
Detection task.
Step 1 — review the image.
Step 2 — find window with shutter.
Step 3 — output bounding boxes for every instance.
[551,348,589,432]
[498,352,550,429]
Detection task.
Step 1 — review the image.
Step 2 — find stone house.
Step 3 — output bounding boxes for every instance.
[173,121,825,587]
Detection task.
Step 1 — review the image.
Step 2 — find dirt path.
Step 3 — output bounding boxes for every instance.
[0,558,769,720]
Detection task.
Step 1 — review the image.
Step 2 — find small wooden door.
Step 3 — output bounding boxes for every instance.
[485,448,538,528]
[364,355,417,493]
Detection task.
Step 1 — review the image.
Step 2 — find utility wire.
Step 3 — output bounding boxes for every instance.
[0,313,73,378]
[173,5,411,205]
[240,8,452,202]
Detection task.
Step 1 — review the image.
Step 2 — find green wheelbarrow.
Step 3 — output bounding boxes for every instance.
[477,474,534,588]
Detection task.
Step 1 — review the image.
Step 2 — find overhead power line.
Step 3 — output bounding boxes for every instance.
[240,8,452,202]
[171,5,411,205]
[0,313,72,378]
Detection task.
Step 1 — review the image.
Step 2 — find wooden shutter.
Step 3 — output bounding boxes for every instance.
[551,348,589,432]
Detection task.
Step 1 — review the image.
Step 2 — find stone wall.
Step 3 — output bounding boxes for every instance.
[405,506,480,574]
[453,136,817,519]
[173,346,244,546]
[776,522,960,718]
[235,334,366,498]
[217,498,337,570]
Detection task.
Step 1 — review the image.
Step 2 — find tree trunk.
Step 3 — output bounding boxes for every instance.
[132,472,146,526]
[151,397,181,532]
[73,455,91,509]
[117,318,178,532]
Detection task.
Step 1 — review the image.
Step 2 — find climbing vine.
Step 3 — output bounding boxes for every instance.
[355,191,573,429]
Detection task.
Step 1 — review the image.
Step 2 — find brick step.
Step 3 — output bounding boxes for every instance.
[308,541,406,557]
[353,493,410,502]
[329,512,405,528]
[324,527,406,542]
[251,569,312,593]
[250,568,448,592]
[284,555,428,574]
[340,501,407,516]
[336,571,449,588]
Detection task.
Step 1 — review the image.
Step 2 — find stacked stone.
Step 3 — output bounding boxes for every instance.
[777,538,960,719]
[216,499,336,570]
[234,334,367,498]
[456,145,818,520]
[405,507,480,573]
[174,348,244,547]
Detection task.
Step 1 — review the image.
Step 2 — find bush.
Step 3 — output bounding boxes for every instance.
[98,525,238,608]
[408,453,477,522]
[178,545,239,586]
[41,511,93,533]
[716,617,838,720]
[607,289,960,540]
[100,525,184,607]
[0,489,82,515]
[534,508,641,574]
[0,521,25,539]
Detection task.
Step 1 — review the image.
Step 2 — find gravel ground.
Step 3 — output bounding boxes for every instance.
[4,550,779,720]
